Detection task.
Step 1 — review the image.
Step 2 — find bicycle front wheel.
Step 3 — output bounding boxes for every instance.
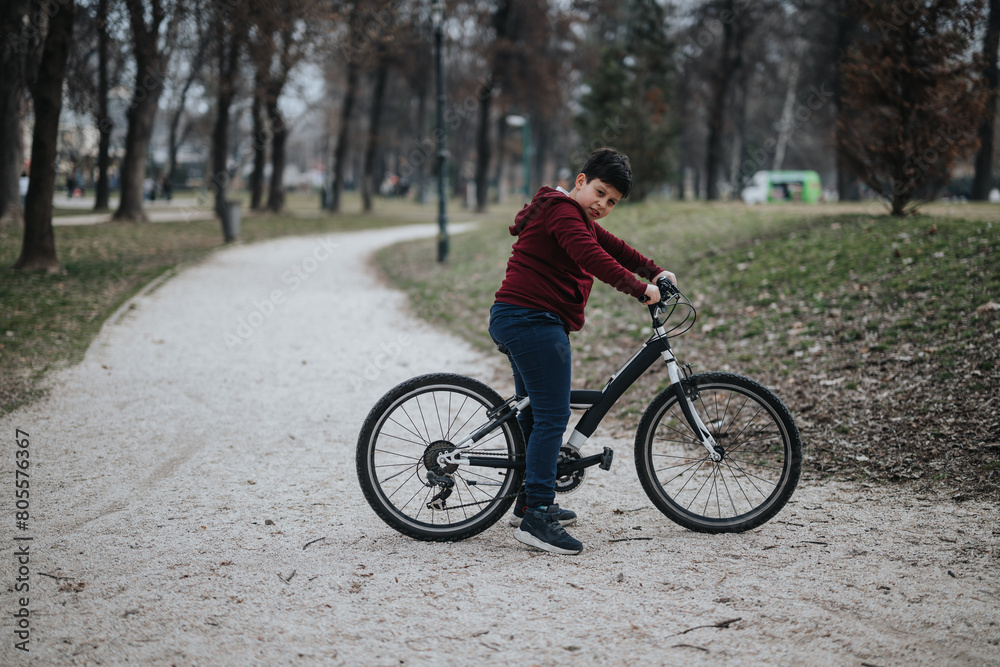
[356,373,525,541]
[635,372,801,533]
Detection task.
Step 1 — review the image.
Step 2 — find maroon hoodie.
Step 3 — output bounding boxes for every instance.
[494,186,663,332]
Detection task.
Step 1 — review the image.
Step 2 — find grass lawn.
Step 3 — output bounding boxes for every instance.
[376,200,1000,499]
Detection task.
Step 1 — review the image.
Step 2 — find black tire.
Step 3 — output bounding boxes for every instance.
[635,372,801,533]
[357,373,525,541]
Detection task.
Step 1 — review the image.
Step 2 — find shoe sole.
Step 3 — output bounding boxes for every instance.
[513,528,582,555]
[509,516,577,528]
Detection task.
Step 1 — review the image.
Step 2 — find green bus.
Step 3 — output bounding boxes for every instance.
[741,170,822,204]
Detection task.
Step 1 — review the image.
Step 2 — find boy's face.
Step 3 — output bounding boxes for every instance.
[572,174,623,222]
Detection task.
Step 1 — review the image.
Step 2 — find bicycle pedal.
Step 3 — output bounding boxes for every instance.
[599,447,614,471]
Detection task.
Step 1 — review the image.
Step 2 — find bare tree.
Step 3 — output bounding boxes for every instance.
[972,0,1000,200]
[249,58,269,211]
[362,37,391,213]
[165,15,211,199]
[64,0,128,212]
[0,0,35,227]
[15,0,75,272]
[209,0,248,236]
[392,7,434,204]
[113,0,184,222]
[827,0,862,201]
[248,0,322,213]
[705,0,750,201]
[93,0,114,211]
[838,0,987,216]
[470,0,572,208]
[351,0,403,214]
[472,0,516,213]
[328,2,364,213]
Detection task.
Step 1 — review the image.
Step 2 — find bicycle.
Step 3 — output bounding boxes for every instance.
[356,277,801,541]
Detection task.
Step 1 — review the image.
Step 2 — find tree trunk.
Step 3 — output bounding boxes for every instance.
[728,81,748,194]
[165,38,205,206]
[474,0,517,212]
[493,115,508,203]
[114,0,172,223]
[93,0,111,212]
[115,86,160,222]
[249,79,266,210]
[705,0,741,201]
[362,52,389,213]
[972,0,1000,201]
[15,0,74,272]
[0,0,31,227]
[211,15,242,234]
[414,85,429,204]
[331,59,359,213]
[772,42,803,172]
[474,79,492,212]
[266,100,287,213]
[833,0,859,202]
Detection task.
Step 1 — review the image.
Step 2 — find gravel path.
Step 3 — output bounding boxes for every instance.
[2,224,998,665]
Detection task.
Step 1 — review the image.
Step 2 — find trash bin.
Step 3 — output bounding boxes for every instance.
[222,200,240,241]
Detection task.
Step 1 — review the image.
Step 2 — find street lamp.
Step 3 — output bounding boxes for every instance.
[432,0,448,263]
[506,114,532,198]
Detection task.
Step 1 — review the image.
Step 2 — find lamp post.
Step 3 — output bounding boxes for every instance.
[506,114,532,198]
[432,0,448,263]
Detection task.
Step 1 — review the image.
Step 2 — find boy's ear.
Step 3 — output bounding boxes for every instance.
[575,173,587,189]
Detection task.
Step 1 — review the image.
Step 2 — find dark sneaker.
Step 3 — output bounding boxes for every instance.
[509,502,577,527]
[514,505,583,555]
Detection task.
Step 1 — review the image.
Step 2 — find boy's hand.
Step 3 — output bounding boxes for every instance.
[643,283,661,304]
[653,270,677,286]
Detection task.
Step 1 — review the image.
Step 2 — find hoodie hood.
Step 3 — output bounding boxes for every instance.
[509,186,586,236]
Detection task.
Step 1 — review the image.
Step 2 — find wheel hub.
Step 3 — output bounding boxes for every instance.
[423,440,458,475]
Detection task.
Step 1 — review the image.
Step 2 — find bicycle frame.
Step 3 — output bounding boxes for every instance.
[439,306,723,470]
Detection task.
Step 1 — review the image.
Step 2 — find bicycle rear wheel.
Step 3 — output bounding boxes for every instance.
[357,373,525,541]
[635,372,801,533]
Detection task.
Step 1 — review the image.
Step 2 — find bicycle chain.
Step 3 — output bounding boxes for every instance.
[428,489,521,513]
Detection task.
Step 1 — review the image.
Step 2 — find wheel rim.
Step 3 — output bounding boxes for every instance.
[367,385,520,531]
[647,383,792,525]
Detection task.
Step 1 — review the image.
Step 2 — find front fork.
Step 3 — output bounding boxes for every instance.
[665,356,723,462]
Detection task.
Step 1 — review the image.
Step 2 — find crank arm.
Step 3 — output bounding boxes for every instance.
[557,447,615,475]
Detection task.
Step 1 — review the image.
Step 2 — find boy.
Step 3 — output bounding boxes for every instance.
[489,148,675,554]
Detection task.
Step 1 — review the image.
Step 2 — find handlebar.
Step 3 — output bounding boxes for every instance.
[637,276,697,338]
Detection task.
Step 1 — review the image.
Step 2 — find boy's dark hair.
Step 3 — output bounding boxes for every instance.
[581,147,632,199]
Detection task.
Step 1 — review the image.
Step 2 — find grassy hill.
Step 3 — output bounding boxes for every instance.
[377,201,1000,500]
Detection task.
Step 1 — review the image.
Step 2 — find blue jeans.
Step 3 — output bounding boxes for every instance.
[489,302,571,509]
